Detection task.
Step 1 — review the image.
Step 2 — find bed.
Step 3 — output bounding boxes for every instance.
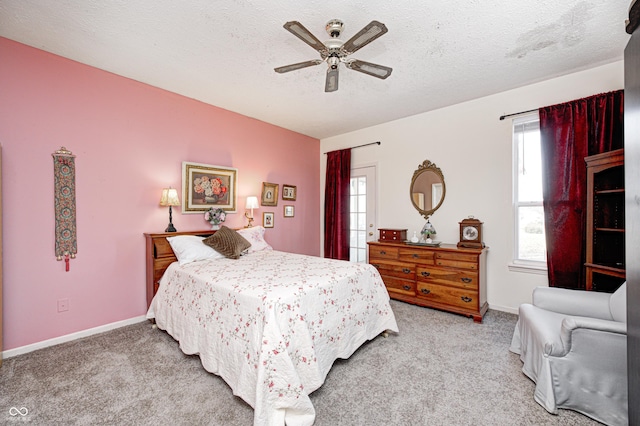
[144,227,399,426]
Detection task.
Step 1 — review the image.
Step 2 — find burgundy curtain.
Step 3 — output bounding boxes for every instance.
[324,149,351,260]
[539,90,624,288]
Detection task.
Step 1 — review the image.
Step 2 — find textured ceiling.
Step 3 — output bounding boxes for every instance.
[0,0,632,139]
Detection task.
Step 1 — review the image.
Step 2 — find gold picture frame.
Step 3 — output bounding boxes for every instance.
[263,212,274,228]
[282,184,297,201]
[261,182,278,206]
[182,162,237,213]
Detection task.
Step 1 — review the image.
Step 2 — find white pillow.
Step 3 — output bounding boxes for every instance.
[237,226,273,253]
[166,235,225,265]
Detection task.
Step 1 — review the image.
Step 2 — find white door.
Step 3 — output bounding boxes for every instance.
[349,166,377,263]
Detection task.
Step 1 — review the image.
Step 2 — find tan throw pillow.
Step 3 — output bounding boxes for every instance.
[203,226,251,259]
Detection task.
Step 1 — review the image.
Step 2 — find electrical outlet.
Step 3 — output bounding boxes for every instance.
[57,298,69,312]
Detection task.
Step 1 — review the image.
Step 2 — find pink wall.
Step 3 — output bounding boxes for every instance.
[0,38,320,351]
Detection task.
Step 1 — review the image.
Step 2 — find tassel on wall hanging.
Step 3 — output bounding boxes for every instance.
[52,147,77,271]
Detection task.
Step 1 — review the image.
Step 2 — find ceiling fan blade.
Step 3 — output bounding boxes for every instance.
[341,20,388,55]
[325,67,339,92]
[274,60,322,74]
[283,21,328,55]
[346,59,393,79]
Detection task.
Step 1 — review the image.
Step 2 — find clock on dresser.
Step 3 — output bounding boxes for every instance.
[458,217,484,249]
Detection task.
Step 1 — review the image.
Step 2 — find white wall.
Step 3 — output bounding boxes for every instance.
[320,61,624,313]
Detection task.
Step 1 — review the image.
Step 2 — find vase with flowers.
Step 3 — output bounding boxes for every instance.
[204,207,226,230]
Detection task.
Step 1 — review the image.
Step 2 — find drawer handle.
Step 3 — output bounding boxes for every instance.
[420,288,431,295]
[461,277,472,283]
[402,285,412,290]
[402,268,411,274]
[412,254,419,258]
[461,296,473,303]
[380,250,387,255]
[421,271,431,277]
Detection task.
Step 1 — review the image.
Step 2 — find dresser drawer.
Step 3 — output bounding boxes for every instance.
[398,248,435,265]
[435,251,478,270]
[381,276,415,296]
[369,245,399,260]
[370,261,415,280]
[435,258,477,270]
[416,267,478,289]
[415,282,478,309]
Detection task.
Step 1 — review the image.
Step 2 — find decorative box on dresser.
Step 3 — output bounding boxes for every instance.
[368,241,488,322]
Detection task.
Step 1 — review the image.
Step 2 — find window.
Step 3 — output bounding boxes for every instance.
[513,116,546,269]
[349,176,367,263]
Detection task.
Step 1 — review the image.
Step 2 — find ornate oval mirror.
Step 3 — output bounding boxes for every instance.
[410,160,446,220]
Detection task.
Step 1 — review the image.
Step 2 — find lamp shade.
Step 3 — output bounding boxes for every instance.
[160,188,181,206]
[246,196,259,209]
[421,220,436,236]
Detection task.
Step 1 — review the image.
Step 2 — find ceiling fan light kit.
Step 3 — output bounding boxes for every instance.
[275,19,392,92]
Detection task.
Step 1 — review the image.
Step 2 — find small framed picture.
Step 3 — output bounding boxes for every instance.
[284,205,295,217]
[263,212,274,228]
[261,182,278,206]
[282,184,297,201]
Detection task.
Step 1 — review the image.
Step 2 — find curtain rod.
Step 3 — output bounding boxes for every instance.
[499,108,538,121]
[324,141,381,154]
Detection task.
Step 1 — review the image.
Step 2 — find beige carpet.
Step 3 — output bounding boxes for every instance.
[0,301,599,425]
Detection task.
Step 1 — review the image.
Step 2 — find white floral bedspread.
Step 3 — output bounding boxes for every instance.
[147,250,398,426]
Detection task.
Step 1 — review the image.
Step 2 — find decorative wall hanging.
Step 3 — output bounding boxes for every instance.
[52,147,77,271]
[182,162,237,213]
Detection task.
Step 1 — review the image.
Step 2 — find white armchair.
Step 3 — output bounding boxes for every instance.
[510,283,628,426]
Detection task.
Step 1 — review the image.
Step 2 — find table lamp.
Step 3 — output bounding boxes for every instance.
[159,187,180,232]
[245,196,259,227]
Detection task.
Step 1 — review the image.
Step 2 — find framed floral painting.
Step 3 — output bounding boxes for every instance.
[182,162,237,213]
[261,182,279,206]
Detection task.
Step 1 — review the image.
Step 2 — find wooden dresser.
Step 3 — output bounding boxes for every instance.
[368,241,488,322]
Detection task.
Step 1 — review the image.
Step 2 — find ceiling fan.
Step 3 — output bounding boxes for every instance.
[274,19,393,92]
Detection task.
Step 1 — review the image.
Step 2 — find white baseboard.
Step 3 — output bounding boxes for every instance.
[488,304,519,315]
[2,315,148,360]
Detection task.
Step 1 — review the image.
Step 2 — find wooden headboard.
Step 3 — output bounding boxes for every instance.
[144,230,216,308]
